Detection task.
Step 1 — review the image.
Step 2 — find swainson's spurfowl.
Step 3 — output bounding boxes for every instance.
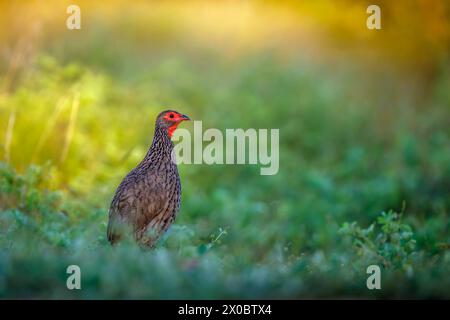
[107,110,190,247]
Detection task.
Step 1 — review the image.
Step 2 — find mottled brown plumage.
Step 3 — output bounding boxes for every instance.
[107,110,190,247]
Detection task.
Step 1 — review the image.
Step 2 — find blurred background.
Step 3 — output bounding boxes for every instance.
[0,0,449,298]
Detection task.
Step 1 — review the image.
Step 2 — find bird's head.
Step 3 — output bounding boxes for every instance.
[156,109,190,138]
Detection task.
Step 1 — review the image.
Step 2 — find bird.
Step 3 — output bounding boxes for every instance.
[107,109,190,247]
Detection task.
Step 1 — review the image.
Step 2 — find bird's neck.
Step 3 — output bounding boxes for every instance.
[141,125,174,167]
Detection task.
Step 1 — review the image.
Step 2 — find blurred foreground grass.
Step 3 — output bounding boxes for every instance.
[0,0,450,298]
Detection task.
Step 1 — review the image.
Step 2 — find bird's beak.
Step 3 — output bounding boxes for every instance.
[180,114,190,121]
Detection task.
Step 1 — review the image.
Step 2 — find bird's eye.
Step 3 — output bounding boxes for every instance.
[169,113,174,119]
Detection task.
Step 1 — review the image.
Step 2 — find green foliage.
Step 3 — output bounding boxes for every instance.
[340,210,417,272]
[0,162,60,214]
[1,43,450,298]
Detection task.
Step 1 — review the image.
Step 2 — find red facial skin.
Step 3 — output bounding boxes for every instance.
[164,111,190,138]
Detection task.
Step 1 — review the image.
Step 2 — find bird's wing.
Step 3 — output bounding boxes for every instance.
[107,174,167,244]
[133,180,168,234]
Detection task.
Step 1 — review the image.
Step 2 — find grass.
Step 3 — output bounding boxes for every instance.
[0,1,450,299]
